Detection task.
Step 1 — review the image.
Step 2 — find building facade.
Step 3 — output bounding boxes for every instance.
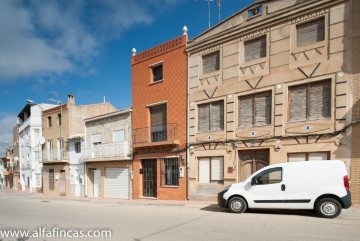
[131,29,188,200]
[186,0,360,202]
[42,95,117,196]
[17,103,56,192]
[82,109,132,199]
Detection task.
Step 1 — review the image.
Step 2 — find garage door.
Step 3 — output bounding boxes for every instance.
[105,168,130,199]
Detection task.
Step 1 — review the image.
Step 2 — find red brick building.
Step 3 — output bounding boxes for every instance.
[131,28,188,200]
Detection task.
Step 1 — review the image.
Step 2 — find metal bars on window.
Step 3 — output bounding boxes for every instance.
[162,157,179,186]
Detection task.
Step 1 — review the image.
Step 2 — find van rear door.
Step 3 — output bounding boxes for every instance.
[246,167,287,209]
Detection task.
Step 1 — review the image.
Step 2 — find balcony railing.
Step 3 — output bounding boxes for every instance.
[133,123,178,147]
[42,148,66,163]
[82,141,131,160]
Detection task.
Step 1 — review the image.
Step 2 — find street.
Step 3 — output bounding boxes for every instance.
[0,192,360,241]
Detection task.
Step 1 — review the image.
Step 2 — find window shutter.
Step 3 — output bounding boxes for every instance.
[297,18,325,46]
[239,95,253,128]
[245,36,267,62]
[210,101,224,131]
[255,92,271,126]
[203,51,220,74]
[91,134,101,144]
[198,104,210,132]
[113,130,125,142]
[211,157,224,181]
[288,153,306,162]
[199,158,210,183]
[308,152,328,161]
[151,105,167,131]
[289,85,307,121]
[308,81,331,119]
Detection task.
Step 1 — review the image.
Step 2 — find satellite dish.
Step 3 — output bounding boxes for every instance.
[39,136,45,145]
[16,118,21,125]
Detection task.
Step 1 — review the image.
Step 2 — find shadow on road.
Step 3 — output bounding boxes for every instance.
[201,204,319,217]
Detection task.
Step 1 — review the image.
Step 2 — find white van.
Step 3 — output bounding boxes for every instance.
[218,160,351,218]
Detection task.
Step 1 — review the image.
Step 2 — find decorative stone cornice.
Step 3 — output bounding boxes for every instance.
[132,36,185,64]
[291,8,329,24]
[240,28,269,41]
[200,45,221,55]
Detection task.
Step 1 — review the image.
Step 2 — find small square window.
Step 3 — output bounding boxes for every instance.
[248,5,263,18]
[244,36,267,62]
[152,64,163,82]
[202,51,220,75]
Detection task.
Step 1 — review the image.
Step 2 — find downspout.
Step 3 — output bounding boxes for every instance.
[185,28,190,201]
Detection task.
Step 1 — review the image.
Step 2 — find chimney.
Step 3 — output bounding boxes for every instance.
[67,94,75,105]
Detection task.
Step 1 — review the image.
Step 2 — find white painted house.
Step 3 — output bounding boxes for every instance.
[17,103,56,192]
[68,135,85,197]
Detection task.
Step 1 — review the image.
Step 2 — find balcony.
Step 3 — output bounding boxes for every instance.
[81,141,131,162]
[42,149,67,163]
[132,123,179,148]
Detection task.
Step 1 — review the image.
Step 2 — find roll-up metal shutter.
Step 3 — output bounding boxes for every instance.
[105,168,129,199]
[297,18,325,46]
[245,36,266,62]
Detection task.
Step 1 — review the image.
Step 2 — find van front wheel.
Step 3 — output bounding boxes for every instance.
[316,198,342,218]
[228,197,247,213]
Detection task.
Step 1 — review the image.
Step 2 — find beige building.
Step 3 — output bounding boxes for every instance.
[42,95,117,196]
[83,109,132,199]
[186,0,360,203]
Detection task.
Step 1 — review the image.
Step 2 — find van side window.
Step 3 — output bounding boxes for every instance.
[252,167,282,185]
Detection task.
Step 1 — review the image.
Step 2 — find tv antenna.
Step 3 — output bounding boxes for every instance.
[197,0,223,29]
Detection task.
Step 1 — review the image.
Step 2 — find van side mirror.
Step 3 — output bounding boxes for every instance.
[251,178,256,186]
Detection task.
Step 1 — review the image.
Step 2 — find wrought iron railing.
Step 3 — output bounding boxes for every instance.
[133,123,178,145]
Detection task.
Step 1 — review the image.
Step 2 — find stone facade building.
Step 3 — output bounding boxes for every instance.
[186,0,360,202]
[131,29,188,200]
[82,109,132,199]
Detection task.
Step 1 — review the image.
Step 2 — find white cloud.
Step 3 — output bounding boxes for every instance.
[0,0,181,82]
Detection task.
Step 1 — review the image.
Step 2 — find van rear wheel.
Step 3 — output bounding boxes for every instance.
[316,198,342,218]
[228,197,247,213]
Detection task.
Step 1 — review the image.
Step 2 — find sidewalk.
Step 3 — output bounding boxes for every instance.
[0,188,218,209]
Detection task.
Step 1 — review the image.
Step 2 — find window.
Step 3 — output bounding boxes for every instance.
[57,138,64,160]
[252,167,282,185]
[150,105,167,142]
[202,51,220,75]
[91,134,102,146]
[239,91,271,128]
[198,101,224,133]
[162,158,179,186]
[245,36,267,62]
[297,18,325,46]
[288,80,331,122]
[48,116,52,127]
[58,113,62,125]
[248,5,263,18]
[113,130,125,143]
[49,169,54,190]
[48,140,54,161]
[75,142,81,153]
[152,64,163,82]
[199,157,224,183]
[288,152,329,162]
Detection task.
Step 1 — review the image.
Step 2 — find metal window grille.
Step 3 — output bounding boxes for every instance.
[162,158,179,186]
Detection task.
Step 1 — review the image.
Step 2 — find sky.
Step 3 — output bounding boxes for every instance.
[0,0,254,153]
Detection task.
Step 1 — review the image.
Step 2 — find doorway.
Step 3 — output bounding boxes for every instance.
[238,150,269,181]
[93,169,101,197]
[59,171,66,196]
[142,159,157,197]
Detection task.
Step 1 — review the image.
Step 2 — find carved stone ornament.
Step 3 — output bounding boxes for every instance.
[240,28,269,41]
[291,9,329,24]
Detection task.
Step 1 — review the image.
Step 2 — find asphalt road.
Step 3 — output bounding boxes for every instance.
[0,192,359,241]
